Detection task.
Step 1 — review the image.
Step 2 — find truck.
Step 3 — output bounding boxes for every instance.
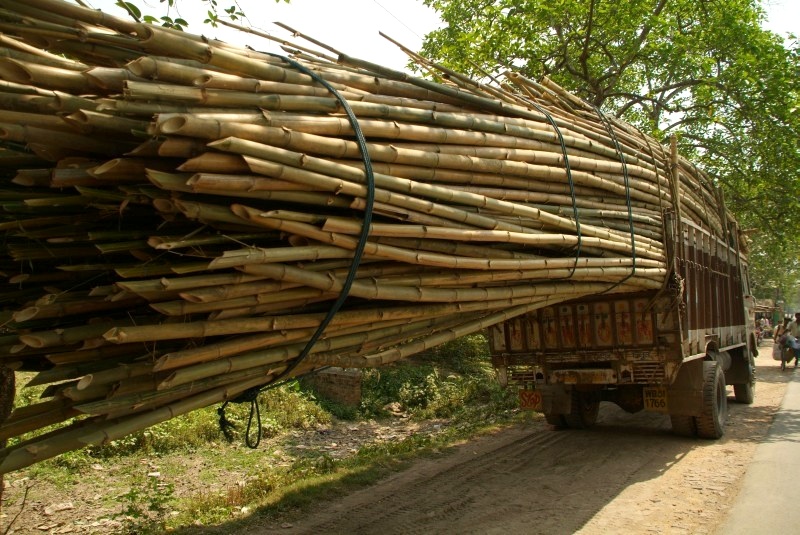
[487,208,757,439]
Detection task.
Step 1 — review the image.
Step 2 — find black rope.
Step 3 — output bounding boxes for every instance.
[217,54,376,448]
[526,102,582,278]
[633,126,666,216]
[633,127,676,308]
[594,107,637,293]
[217,387,261,447]
[218,366,332,447]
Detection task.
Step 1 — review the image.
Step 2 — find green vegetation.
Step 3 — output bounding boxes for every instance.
[110,0,284,31]
[110,475,176,535]
[5,334,522,532]
[361,334,515,420]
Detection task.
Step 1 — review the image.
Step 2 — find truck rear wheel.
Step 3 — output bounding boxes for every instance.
[733,354,756,404]
[564,390,600,429]
[696,361,727,439]
[544,412,566,428]
[734,382,754,404]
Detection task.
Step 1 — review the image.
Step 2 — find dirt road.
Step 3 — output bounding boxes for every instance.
[268,346,791,535]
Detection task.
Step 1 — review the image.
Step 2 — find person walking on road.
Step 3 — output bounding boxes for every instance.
[788,313,800,367]
[775,317,790,342]
[774,318,791,365]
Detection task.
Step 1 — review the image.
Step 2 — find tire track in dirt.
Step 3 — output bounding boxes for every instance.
[281,428,570,534]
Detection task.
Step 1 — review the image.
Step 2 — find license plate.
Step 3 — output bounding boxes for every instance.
[643,386,668,413]
[519,389,543,410]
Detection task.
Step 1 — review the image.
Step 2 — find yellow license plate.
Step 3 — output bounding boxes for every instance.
[643,387,668,413]
[519,389,543,410]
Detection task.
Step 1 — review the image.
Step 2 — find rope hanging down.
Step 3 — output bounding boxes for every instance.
[218,53,376,448]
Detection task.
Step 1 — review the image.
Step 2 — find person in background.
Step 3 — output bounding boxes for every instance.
[774,317,791,362]
[775,317,790,343]
[763,317,772,338]
[788,313,800,366]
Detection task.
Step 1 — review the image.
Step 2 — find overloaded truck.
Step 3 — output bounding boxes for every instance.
[488,206,757,439]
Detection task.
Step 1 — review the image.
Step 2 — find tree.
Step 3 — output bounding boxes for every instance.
[419,0,800,295]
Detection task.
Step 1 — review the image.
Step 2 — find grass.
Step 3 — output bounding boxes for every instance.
[3,333,524,533]
[171,418,513,533]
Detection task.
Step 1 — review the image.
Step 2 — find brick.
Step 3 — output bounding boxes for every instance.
[303,367,362,407]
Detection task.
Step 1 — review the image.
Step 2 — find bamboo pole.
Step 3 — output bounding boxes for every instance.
[321,218,663,260]
[214,139,651,245]
[232,204,663,271]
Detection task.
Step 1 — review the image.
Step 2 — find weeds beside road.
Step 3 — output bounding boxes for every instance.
[1,335,520,534]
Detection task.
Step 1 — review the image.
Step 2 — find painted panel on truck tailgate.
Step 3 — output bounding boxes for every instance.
[489,321,506,352]
[615,300,633,345]
[634,299,654,345]
[559,305,576,349]
[594,302,613,346]
[577,304,591,347]
[543,307,557,349]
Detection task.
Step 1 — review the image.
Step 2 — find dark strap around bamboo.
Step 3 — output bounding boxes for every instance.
[525,100,583,279]
[594,107,637,293]
[218,53,377,448]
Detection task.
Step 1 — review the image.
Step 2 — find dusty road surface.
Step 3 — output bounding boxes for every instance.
[259,345,791,535]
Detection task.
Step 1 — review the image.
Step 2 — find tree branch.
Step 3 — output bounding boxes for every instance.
[580,0,596,81]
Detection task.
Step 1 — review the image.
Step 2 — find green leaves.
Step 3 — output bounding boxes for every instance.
[115,1,275,31]
[116,1,141,19]
[138,15,189,31]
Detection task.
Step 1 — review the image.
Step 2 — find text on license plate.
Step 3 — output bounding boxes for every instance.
[643,386,668,413]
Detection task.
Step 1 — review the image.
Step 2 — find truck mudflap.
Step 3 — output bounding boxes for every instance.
[648,380,712,416]
[665,357,707,416]
[519,389,542,410]
[520,385,571,414]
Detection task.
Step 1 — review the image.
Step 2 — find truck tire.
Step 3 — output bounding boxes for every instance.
[564,390,600,429]
[733,382,754,404]
[749,332,759,357]
[696,361,727,439]
[734,355,756,404]
[670,414,697,437]
[544,412,566,428]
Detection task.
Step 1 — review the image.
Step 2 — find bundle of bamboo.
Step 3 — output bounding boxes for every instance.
[0,0,737,473]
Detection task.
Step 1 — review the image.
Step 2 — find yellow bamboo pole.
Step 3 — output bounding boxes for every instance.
[232,204,664,271]
[214,138,648,245]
